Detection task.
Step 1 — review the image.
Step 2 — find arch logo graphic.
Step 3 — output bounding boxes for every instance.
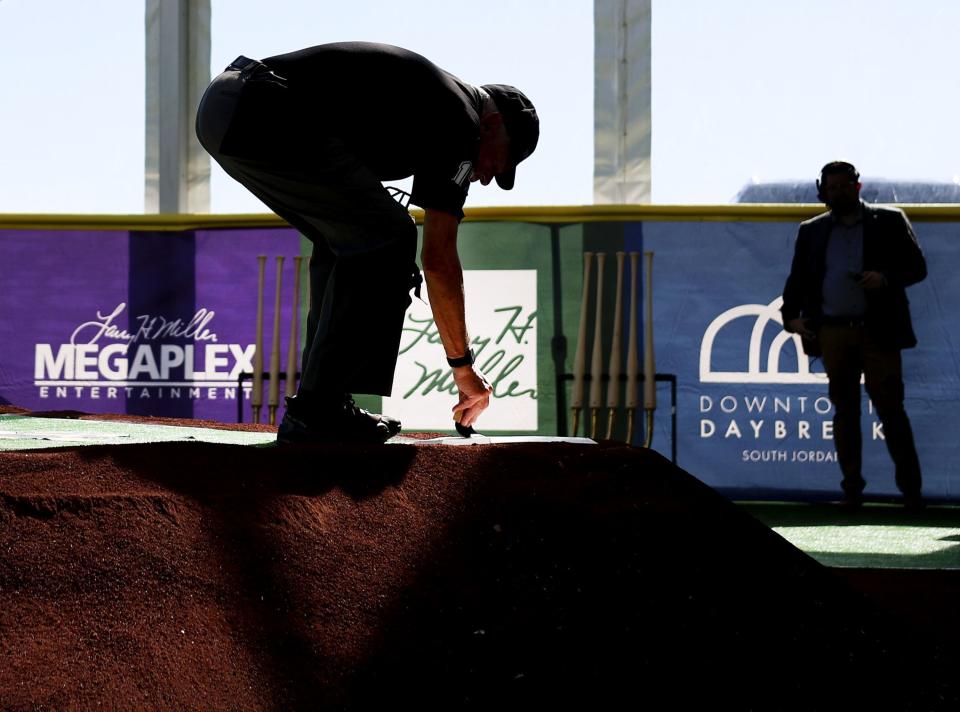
[700,296,827,385]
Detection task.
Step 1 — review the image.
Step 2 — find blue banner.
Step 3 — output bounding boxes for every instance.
[643,219,960,500]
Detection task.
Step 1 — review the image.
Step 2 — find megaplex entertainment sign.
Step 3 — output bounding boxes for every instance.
[697,295,884,466]
[33,303,255,403]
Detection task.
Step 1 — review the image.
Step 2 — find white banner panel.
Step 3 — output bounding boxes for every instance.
[384,270,538,431]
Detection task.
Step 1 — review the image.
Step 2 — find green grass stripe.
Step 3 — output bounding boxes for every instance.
[0,415,276,450]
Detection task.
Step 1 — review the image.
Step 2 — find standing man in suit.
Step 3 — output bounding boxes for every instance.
[781,161,927,509]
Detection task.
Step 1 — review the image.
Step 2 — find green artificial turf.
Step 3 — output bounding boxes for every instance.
[740,501,960,569]
[0,414,277,449]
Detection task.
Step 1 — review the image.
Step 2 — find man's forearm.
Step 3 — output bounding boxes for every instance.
[420,209,492,427]
[421,208,472,359]
[423,262,471,359]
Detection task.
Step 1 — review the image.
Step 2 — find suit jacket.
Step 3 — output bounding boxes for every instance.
[781,201,927,356]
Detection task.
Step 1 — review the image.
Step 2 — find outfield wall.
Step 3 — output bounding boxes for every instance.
[2,206,958,500]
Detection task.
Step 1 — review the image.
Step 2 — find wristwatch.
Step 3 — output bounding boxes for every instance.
[446,348,475,368]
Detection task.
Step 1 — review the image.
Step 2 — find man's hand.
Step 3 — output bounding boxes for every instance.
[858,271,887,290]
[786,317,817,340]
[452,365,492,428]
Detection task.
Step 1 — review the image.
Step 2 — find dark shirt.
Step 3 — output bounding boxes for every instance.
[822,208,867,317]
[263,42,482,220]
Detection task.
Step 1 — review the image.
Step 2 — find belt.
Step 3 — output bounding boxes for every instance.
[226,55,288,87]
[821,315,867,328]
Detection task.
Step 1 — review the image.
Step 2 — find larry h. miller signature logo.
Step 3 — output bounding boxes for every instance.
[700,296,827,385]
[398,305,537,400]
[34,303,255,390]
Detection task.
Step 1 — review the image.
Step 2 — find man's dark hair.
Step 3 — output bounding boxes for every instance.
[819,161,860,183]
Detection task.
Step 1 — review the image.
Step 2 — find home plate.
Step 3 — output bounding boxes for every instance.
[389,435,596,446]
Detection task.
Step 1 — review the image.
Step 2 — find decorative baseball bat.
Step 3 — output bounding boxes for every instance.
[589,252,606,439]
[252,255,266,424]
[606,251,625,439]
[285,255,303,400]
[571,252,593,437]
[625,252,640,445]
[268,256,284,425]
[643,251,656,448]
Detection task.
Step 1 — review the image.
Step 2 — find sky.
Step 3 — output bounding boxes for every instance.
[0,0,957,214]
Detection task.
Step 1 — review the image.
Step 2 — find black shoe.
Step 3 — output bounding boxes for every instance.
[277,394,401,445]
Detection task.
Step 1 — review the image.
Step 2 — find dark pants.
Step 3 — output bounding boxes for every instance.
[195,58,418,397]
[819,324,922,498]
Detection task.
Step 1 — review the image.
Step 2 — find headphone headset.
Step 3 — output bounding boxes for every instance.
[815,161,860,201]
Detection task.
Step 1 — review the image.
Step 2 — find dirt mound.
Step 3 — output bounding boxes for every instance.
[0,427,955,709]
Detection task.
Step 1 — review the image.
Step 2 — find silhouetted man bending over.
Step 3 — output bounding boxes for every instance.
[196,42,539,444]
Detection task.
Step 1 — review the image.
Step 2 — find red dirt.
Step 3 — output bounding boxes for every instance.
[1,410,956,710]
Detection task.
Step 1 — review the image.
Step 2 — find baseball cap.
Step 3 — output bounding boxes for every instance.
[481,84,539,190]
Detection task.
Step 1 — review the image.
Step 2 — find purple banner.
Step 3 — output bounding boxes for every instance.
[0,227,303,423]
